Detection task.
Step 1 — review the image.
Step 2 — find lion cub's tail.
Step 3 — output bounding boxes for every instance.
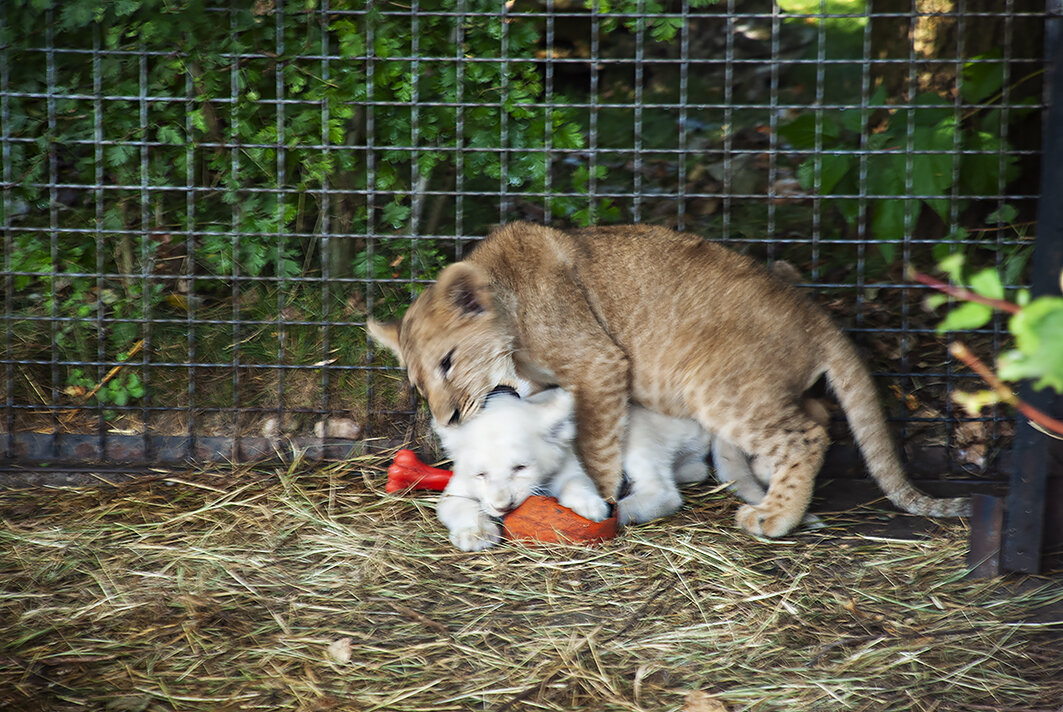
[823,336,972,518]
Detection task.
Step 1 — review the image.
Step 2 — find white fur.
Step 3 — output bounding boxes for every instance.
[616,407,712,525]
[435,389,722,550]
[435,389,608,551]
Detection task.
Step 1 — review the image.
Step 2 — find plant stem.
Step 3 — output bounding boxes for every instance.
[948,341,1063,436]
[910,270,1021,314]
[83,339,144,402]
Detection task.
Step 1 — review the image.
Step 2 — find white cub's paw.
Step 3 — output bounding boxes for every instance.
[448,519,502,551]
[617,490,683,526]
[559,489,611,522]
[801,512,825,529]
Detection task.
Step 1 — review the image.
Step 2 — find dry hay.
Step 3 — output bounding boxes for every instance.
[1,453,1061,712]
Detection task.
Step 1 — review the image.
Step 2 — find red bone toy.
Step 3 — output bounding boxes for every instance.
[386,449,454,492]
[386,449,618,544]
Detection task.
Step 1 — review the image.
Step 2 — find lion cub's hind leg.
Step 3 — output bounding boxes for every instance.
[712,396,831,529]
[711,438,770,504]
[713,403,829,537]
[673,445,712,485]
[617,409,710,526]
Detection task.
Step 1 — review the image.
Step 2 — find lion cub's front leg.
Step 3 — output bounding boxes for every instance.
[562,350,632,502]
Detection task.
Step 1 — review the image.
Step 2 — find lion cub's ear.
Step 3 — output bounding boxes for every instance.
[437,262,494,317]
[366,319,404,365]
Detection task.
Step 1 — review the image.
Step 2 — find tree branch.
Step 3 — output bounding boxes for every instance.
[948,342,1063,436]
[910,270,1021,314]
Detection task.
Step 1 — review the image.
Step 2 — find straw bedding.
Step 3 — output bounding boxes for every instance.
[1,452,1061,711]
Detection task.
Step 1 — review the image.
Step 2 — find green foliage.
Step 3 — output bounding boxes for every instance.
[4,0,598,346]
[591,0,720,43]
[932,253,1063,398]
[781,53,1027,263]
[66,368,146,419]
[997,296,1063,393]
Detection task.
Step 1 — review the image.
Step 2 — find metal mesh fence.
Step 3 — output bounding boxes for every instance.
[0,1,1049,482]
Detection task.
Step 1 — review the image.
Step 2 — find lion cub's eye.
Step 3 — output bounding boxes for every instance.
[512,465,527,475]
[439,349,455,376]
[475,472,487,480]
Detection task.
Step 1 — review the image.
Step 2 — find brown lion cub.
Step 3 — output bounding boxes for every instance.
[368,222,970,537]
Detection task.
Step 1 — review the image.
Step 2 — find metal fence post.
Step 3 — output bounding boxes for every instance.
[1000,0,1063,574]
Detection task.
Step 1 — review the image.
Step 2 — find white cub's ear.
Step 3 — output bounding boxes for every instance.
[366,318,404,365]
[436,262,494,318]
[433,422,462,459]
[528,388,576,445]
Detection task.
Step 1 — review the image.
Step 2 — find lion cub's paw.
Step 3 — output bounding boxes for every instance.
[449,519,502,552]
[559,489,611,523]
[735,503,801,538]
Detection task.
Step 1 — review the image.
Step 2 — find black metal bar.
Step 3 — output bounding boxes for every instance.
[967,494,1004,578]
[1000,0,1063,575]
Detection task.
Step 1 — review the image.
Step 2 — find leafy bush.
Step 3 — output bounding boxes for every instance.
[929,253,1063,396]
[919,252,1063,435]
[2,0,609,391]
[781,53,1027,262]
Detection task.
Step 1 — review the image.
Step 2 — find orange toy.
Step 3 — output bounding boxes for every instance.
[502,494,619,545]
[386,449,619,545]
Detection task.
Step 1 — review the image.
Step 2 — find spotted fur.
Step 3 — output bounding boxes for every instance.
[369,222,970,537]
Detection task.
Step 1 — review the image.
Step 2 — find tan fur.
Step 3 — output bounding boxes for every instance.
[368,222,970,537]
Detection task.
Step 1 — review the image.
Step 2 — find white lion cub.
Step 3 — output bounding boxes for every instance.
[435,388,712,551]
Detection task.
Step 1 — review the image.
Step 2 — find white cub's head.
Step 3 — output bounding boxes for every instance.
[439,388,577,517]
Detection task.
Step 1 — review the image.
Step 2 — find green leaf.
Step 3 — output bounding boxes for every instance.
[158,125,183,146]
[796,154,850,194]
[968,267,1004,301]
[779,113,839,150]
[998,297,1063,392]
[649,16,683,42]
[986,204,1018,225]
[961,51,1005,104]
[952,388,1006,416]
[871,199,905,242]
[334,19,365,57]
[937,301,993,333]
[382,201,410,230]
[961,131,1019,196]
[938,253,966,284]
[910,92,953,128]
[837,86,888,135]
[126,373,145,398]
[105,143,136,168]
[923,293,949,311]
[877,242,896,265]
[112,387,129,407]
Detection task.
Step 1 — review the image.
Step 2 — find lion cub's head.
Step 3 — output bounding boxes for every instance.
[438,388,577,516]
[367,261,519,426]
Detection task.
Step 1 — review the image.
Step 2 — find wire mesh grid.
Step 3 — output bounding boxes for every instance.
[0,1,1049,482]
